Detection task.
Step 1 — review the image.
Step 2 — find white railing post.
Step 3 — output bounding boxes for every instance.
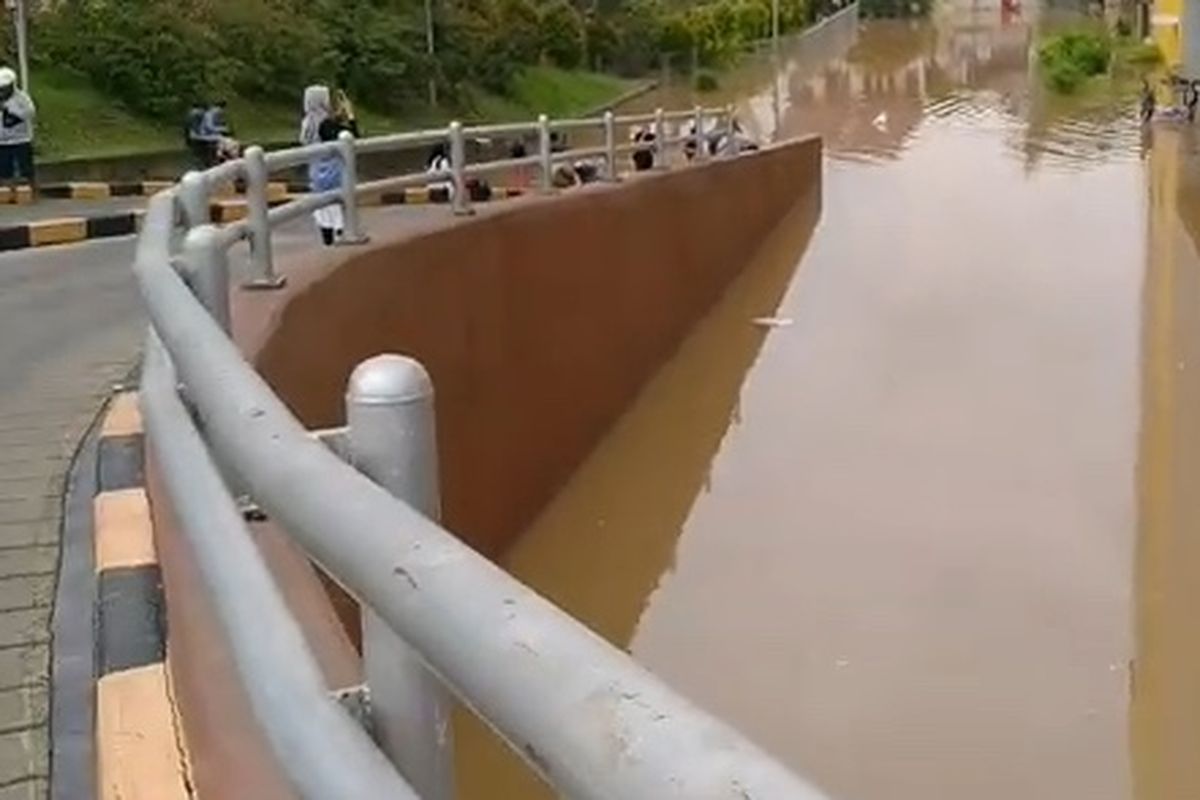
[178,170,210,230]
[603,110,618,181]
[337,130,368,244]
[693,106,707,162]
[179,225,230,333]
[449,121,471,215]
[723,104,737,156]
[242,145,284,289]
[346,355,454,800]
[538,114,553,192]
[653,107,666,168]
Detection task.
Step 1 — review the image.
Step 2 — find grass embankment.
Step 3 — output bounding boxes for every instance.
[33,66,638,162]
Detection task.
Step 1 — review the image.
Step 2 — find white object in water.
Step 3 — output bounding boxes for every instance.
[753,316,794,328]
[873,111,889,131]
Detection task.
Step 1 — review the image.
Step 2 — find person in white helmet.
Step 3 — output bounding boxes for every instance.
[0,67,35,186]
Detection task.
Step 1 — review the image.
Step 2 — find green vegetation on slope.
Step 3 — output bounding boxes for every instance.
[33,65,635,162]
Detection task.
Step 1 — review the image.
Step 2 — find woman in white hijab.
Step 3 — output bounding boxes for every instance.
[300,84,331,146]
[299,85,344,244]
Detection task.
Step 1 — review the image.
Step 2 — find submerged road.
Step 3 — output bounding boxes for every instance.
[464,6,1193,800]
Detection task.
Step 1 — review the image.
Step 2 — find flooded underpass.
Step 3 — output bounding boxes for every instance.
[456,3,1200,798]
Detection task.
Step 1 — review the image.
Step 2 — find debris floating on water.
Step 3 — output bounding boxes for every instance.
[752,316,794,328]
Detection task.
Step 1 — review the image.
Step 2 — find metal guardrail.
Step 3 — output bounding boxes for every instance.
[135,105,833,799]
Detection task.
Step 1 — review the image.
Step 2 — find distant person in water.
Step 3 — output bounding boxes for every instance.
[1140,79,1157,123]
[0,67,36,187]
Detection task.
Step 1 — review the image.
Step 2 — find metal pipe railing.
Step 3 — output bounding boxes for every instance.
[131,98,839,799]
[140,334,420,800]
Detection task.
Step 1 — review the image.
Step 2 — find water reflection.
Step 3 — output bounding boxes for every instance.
[1132,124,1200,800]
[481,4,1179,799]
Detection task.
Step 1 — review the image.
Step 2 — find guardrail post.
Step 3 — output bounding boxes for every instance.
[180,225,230,333]
[723,104,736,156]
[448,121,471,216]
[346,355,454,800]
[178,170,210,229]
[537,114,553,192]
[603,110,618,181]
[653,107,666,168]
[693,106,707,162]
[242,145,285,289]
[337,130,369,245]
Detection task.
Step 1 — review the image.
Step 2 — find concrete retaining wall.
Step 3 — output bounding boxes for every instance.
[255,136,822,556]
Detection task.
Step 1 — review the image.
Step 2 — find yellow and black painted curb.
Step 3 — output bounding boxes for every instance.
[92,392,192,800]
[0,212,147,252]
[0,185,529,251]
[36,180,305,202]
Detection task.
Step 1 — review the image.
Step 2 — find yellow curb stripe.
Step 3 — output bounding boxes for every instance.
[210,200,248,223]
[404,187,430,204]
[141,181,173,196]
[69,182,112,200]
[28,218,87,247]
[102,392,143,438]
[97,663,191,800]
[94,488,157,571]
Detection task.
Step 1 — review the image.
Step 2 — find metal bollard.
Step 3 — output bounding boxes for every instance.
[180,225,230,333]
[178,170,210,230]
[693,106,707,162]
[603,110,618,181]
[241,145,284,289]
[653,107,666,168]
[537,114,553,192]
[337,130,368,244]
[448,121,472,216]
[346,355,454,800]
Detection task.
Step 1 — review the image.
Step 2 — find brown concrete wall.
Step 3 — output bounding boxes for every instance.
[255,137,822,557]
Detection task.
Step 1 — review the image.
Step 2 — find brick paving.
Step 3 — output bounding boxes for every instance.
[0,235,145,795]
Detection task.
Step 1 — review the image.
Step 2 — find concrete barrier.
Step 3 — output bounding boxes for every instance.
[254,136,822,556]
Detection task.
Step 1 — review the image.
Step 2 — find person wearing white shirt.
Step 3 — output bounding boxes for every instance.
[0,67,35,185]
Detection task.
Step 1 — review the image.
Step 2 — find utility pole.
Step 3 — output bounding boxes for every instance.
[425,0,437,107]
[5,0,28,92]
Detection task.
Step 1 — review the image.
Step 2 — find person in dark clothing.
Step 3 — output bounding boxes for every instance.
[631,127,655,171]
[1187,81,1199,124]
[184,102,207,167]
[1141,79,1157,124]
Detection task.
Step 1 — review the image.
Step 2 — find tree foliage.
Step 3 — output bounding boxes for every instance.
[33,0,826,120]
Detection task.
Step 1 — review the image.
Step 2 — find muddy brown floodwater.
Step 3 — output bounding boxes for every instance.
[455,3,1200,799]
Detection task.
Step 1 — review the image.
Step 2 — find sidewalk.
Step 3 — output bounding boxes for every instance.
[0,237,146,799]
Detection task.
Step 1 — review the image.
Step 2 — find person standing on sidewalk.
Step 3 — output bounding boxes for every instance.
[0,68,35,187]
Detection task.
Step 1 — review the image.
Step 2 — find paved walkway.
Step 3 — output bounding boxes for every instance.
[0,237,144,799]
[0,202,456,798]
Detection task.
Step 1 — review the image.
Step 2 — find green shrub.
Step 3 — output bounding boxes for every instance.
[695,70,720,91]
[1038,30,1111,93]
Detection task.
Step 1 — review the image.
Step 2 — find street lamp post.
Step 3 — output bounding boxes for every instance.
[424,0,437,107]
[4,0,28,91]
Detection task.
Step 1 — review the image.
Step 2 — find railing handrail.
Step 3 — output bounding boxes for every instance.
[136,95,843,799]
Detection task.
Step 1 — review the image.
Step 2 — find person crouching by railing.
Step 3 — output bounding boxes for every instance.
[0,68,36,189]
[426,142,453,202]
[631,126,655,172]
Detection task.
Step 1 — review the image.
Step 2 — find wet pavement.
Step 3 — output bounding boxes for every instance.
[464,3,1198,799]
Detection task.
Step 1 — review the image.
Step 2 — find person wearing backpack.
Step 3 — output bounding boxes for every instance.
[0,67,36,187]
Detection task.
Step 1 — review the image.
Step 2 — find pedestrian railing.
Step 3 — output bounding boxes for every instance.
[135,105,833,799]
